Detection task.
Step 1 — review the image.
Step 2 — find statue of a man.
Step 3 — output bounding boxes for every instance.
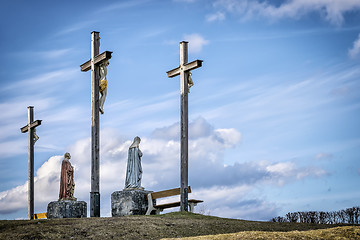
[99,60,109,114]
[125,136,143,189]
[59,152,76,201]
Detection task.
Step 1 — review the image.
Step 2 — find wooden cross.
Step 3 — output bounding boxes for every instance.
[80,31,112,217]
[167,41,203,211]
[20,106,42,220]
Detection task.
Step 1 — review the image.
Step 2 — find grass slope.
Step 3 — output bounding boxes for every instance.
[0,212,358,240]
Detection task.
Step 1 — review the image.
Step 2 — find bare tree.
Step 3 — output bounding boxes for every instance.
[353,207,360,224]
[318,211,329,224]
[271,206,360,225]
[286,212,299,223]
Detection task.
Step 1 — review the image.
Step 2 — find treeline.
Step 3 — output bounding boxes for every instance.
[271,206,360,224]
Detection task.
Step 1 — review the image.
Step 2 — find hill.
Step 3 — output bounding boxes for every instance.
[0,212,358,239]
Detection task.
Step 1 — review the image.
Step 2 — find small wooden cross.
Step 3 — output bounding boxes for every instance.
[80,31,112,217]
[20,106,42,220]
[167,41,203,212]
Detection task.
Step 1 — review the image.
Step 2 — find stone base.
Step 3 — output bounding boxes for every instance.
[47,200,87,219]
[111,189,154,216]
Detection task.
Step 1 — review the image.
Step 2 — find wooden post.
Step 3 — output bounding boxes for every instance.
[167,42,203,212]
[180,42,189,212]
[28,107,35,220]
[20,106,42,220]
[80,32,112,217]
[90,31,100,217]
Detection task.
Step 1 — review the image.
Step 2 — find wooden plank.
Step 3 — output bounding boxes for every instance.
[183,60,203,73]
[154,199,203,210]
[151,186,192,199]
[152,188,180,199]
[80,51,112,72]
[166,67,180,78]
[21,120,42,133]
[156,201,181,209]
[20,125,28,133]
[167,60,203,78]
[188,199,203,204]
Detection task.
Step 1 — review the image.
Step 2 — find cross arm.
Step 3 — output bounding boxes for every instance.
[21,120,42,133]
[80,51,113,72]
[167,60,203,78]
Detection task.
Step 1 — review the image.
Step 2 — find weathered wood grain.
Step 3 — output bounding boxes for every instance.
[80,51,112,72]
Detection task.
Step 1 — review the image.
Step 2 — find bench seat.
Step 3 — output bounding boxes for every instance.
[146,187,203,215]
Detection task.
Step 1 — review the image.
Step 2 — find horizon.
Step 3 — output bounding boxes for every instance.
[0,0,360,221]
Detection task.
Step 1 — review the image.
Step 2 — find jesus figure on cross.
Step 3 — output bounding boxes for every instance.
[99,59,109,114]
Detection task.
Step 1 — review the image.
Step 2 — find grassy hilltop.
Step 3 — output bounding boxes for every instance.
[0,212,359,240]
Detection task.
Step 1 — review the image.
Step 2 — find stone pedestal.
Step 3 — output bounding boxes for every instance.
[111,189,154,216]
[47,200,87,219]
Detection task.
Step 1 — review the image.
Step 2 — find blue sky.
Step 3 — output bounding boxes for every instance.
[1,0,360,220]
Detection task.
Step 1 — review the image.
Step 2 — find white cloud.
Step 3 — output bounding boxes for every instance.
[191,185,278,220]
[2,68,79,92]
[183,34,209,53]
[0,118,328,219]
[38,49,72,59]
[348,33,360,59]
[315,152,333,160]
[54,20,97,36]
[206,11,226,22]
[0,156,62,214]
[98,0,150,13]
[212,0,360,26]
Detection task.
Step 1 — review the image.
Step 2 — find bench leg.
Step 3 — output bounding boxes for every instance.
[146,206,155,215]
[188,203,198,213]
[146,193,154,215]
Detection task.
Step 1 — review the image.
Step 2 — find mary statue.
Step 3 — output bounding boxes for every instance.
[125,136,143,189]
[59,152,76,201]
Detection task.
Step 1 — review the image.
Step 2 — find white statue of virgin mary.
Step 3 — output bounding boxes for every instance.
[125,136,143,189]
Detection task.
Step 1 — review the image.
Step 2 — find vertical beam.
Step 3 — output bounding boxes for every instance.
[180,41,189,212]
[28,106,34,220]
[90,31,100,217]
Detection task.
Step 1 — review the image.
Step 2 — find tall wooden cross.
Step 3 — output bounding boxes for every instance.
[80,31,112,217]
[20,106,42,220]
[167,41,203,211]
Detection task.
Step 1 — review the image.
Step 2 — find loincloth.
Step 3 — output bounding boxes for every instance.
[100,78,107,92]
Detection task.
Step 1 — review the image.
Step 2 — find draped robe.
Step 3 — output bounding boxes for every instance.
[125,147,143,189]
[59,159,75,200]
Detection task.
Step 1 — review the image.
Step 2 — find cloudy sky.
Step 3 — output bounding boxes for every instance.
[1,0,360,221]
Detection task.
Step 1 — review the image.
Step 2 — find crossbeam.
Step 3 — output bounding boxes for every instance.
[167,60,203,78]
[80,51,112,72]
[21,120,42,133]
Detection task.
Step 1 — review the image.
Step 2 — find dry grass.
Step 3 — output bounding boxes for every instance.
[0,212,357,240]
[163,226,360,240]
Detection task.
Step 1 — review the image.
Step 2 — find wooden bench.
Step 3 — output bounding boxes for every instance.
[145,186,203,215]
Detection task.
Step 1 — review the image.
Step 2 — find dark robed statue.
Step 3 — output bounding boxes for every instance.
[125,136,143,189]
[59,152,76,201]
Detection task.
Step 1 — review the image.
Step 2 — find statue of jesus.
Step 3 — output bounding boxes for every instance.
[99,60,109,114]
[125,136,143,189]
[59,152,77,201]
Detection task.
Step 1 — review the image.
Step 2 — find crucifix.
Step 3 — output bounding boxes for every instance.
[80,31,112,217]
[20,106,42,220]
[167,41,203,211]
